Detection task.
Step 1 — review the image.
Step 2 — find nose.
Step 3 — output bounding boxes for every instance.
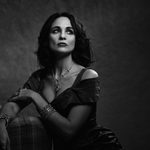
[59,31,66,40]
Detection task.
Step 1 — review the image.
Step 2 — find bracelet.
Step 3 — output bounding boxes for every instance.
[0,113,9,127]
[39,104,56,119]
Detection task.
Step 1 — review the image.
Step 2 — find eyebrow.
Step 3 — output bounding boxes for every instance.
[51,26,74,30]
[66,27,74,31]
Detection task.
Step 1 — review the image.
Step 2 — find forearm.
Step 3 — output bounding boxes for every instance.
[38,103,92,141]
[33,95,74,140]
[41,107,74,140]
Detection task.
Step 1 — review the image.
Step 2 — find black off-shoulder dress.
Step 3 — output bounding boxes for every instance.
[8,68,123,150]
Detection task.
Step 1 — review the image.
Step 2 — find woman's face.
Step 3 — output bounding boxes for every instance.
[49,17,75,54]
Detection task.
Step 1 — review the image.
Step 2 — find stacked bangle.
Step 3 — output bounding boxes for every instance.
[39,104,56,119]
[0,113,9,127]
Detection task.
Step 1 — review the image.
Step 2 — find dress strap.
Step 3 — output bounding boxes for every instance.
[72,68,87,87]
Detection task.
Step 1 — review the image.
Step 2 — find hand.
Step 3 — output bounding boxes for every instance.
[18,88,37,100]
[0,123,10,150]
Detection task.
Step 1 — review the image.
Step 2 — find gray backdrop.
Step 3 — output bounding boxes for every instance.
[0,0,149,150]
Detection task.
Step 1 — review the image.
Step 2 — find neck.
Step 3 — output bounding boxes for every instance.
[54,54,75,77]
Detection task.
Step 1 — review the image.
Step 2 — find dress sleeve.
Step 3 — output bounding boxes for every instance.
[54,77,101,114]
[7,70,42,109]
[72,78,100,104]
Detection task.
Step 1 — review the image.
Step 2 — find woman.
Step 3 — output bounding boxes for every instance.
[0,12,123,150]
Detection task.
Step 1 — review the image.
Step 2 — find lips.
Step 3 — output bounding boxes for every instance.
[57,42,67,47]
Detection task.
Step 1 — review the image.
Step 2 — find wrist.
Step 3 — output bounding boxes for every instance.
[0,119,6,126]
[31,93,47,108]
[31,92,40,101]
[0,113,9,127]
[38,104,56,119]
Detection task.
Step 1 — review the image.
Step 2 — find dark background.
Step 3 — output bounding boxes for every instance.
[0,0,149,150]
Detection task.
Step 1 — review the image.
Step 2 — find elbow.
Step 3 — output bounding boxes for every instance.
[61,128,78,142]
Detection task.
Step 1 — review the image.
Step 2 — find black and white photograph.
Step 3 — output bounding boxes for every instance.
[0,1,149,150]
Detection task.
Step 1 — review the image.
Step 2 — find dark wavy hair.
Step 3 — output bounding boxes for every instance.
[35,12,94,70]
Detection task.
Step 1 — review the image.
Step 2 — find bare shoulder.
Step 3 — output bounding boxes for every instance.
[81,68,99,80]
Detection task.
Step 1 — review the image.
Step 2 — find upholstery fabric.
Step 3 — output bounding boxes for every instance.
[7,116,52,150]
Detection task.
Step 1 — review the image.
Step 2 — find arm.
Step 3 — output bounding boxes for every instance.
[0,69,41,126]
[0,102,20,150]
[18,69,98,141]
[41,103,92,141]
[37,69,99,141]
[0,67,42,150]
[19,90,92,141]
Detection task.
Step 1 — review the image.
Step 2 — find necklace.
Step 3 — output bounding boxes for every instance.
[55,64,74,93]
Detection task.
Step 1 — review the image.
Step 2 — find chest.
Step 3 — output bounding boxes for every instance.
[55,75,77,97]
[41,74,77,103]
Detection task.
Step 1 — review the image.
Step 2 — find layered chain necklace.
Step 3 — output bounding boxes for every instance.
[54,64,74,93]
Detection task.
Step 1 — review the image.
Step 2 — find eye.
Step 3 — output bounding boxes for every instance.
[66,29,74,35]
[50,28,60,34]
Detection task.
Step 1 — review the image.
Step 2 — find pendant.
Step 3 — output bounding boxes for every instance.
[55,79,60,93]
[54,64,74,93]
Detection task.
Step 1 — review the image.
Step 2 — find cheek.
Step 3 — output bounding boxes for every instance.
[49,35,57,45]
[69,37,76,47]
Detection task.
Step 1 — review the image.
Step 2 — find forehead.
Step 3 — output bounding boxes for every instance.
[51,17,72,28]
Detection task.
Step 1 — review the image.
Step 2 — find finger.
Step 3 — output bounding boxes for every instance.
[11,96,19,100]
[16,87,21,93]
[19,89,25,94]
[15,91,20,96]
[20,88,27,92]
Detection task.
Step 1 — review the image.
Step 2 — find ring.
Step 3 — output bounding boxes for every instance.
[15,88,21,95]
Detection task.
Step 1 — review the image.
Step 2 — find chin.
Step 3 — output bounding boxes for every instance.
[52,49,73,59]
